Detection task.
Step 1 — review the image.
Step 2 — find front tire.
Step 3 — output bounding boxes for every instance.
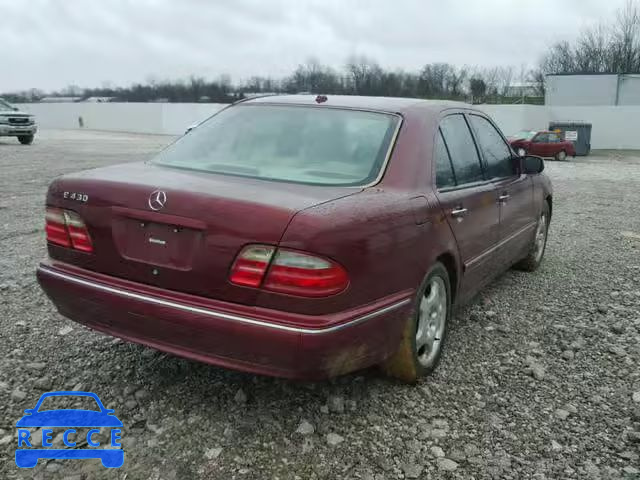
[515,202,550,272]
[555,150,567,161]
[18,135,34,145]
[382,262,451,383]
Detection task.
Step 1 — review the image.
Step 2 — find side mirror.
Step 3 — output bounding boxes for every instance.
[523,155,544,174]
[12,107,19,111]
[23,409,35,414]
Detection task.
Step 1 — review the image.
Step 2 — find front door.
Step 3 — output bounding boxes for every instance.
[434,114,500,299]
[530,132,550,157]
[467,114,536,265]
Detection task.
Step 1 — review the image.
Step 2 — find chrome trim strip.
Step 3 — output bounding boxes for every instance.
[39,266,411,335]
[466,220,537,270]
[363,114,403,188]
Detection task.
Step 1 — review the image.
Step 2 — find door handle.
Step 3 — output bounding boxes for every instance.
[451,207,468,218]
[498,194,510,203]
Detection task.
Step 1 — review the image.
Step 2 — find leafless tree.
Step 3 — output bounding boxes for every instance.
[541,0,640,74]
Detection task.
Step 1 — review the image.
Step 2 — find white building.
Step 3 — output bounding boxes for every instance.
[546,74,640,106]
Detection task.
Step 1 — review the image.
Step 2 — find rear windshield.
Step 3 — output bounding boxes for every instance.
[511,130,537,140]
[152,105,399,186]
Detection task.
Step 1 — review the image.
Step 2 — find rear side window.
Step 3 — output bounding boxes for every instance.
[468,115,515,179]
[434,129,456,188]
[439,115,484,185]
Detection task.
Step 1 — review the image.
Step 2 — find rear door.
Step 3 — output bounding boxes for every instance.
[467,114,535,266]
[434,114,500,297]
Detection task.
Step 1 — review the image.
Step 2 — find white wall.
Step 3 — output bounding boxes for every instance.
[617,75,640,105]
[548,106,640,149]
[15,102,226,135]
[477,105,550,136]
[546,75,619,106]
[15,102,640,149]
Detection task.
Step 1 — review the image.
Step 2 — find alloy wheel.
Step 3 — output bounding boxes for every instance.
[415,276,447,368]
[533,213,548,263]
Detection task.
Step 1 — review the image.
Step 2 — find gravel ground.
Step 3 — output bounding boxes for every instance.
[1,130,639,480]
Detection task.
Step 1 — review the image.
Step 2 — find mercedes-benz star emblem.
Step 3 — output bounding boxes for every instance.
[148,190,167,211]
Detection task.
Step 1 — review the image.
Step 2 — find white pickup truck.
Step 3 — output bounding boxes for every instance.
[0,98,37,145]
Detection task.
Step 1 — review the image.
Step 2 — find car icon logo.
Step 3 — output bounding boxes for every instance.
[148,190,167,211]
[15,391,124,468]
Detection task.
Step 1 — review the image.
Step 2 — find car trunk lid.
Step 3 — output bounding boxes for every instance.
[47,162,359,305]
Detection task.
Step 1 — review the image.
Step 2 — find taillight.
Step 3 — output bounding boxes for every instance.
[63,210,93,252]
[45,207,71,247]
[264,250,349,297]
[229,245,348,297]
[229,245,276,287]
[45,207,93,253]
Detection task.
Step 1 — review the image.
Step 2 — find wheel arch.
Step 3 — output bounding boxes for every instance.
[435,252,459,304]
[545,194,552,218]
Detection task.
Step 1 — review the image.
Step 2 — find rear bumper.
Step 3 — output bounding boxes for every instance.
[37,262,412,379]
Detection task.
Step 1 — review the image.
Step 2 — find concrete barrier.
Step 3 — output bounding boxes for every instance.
[15,102,227,135]
[15,102,640,149]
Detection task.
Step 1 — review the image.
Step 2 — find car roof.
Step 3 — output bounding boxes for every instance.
[38,391,99,398]
[242,94,471,114]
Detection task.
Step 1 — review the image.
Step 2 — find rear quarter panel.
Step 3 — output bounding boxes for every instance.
[563,141,576,156]
[258,189,437,315]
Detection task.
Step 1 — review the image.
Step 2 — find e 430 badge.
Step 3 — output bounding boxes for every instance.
[63,191,89,203]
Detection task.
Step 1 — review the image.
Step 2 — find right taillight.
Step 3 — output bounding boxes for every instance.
[45,207,93,253]
[229,245,348,297]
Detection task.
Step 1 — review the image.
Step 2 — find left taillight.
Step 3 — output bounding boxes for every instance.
[45,207,93,253]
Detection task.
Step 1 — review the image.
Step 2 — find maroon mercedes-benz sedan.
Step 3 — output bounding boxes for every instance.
[37,95,552,382]
[509,130,576,160]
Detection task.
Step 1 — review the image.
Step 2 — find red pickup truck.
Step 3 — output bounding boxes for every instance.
[509,130,575,161]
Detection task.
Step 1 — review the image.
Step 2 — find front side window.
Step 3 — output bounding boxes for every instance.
[533,133,549,143]
[153,105,399,186]
[439,114,484,185]
[468,115,515,179]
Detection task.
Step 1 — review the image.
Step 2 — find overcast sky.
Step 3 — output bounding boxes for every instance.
[1,0,627,92]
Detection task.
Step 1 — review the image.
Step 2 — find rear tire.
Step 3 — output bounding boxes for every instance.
[515,202,550,272]
[554,150,567,161]
[18,135,34,145]
[382,262,451,383]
